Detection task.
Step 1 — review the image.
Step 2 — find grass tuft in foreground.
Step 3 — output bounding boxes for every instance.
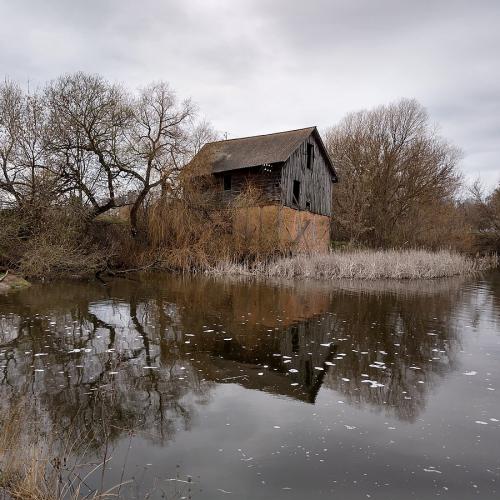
[209,249,498,280]
[0,400,130,500]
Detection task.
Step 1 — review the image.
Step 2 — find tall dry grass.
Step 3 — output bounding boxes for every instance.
[146,178,290,270]
[208,249,498,280]
[0,399,128,499]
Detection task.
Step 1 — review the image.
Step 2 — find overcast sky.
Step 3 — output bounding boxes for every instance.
[1,0,499,187]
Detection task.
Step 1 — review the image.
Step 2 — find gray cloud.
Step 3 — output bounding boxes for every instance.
[1,0,499,186]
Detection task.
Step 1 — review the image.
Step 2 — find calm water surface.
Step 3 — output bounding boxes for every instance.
[0,273,499,499]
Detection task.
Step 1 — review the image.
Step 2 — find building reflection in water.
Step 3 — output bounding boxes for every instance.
[0,274,468,456]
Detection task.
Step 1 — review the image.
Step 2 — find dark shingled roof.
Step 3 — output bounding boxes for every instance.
[194,126,336,178]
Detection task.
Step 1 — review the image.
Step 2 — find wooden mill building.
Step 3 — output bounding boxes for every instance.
[193,126,338,253]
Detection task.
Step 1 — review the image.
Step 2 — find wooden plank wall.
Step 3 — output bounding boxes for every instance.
[280,134,333,216]
[214,166,282,205]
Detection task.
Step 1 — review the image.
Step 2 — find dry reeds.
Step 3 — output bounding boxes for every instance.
[208,249,498,280]
[146,177,289,270]
[0,399,128,500]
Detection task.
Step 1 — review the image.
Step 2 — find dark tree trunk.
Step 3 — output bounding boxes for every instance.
[130,190,148,238]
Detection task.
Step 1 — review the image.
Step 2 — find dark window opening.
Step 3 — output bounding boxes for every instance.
[305,360,312,386]
[292,180,301,206]
[305,200,311,210]
[306,143,314,170]
[291,326,299,353]
[223,174,232,191]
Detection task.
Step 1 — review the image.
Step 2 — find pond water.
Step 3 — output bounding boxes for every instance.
[0,272,499,499]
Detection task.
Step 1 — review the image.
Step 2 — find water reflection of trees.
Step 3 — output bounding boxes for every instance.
[0,282,213,455]
[322,286,462,422]
[0,273,472,457]
[456,271,500,332]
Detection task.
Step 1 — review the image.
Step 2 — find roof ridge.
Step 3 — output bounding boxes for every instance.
[210,126,316,144]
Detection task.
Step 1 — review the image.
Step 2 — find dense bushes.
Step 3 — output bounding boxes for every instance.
[0,202,106,278]
[323,99,500,254]
[462,183,500,254]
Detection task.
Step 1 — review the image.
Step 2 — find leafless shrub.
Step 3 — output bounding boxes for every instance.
[464,180,500,253]
[0,200,106,279]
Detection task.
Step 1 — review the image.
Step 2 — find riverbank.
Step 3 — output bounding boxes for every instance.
[1,250,497,288]
[0,272,31,293]
[208,249,498,280]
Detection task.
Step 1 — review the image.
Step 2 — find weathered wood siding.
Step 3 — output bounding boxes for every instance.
[214,165,282,205]
[280,134,333,216]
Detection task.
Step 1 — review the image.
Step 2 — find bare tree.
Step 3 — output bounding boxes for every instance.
[187,118,220,157]
[126,82,194,236]
[1,73,222,275]
[45,73,195,236]
[325,99,462,247]
[1,81,64,213]
[0,80,23,206]
[466,180,500,253]
[45,73,132,217]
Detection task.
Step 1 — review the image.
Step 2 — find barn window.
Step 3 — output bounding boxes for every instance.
[291,326,299,353]
[305,359,312,386]
[292,180,301,206]
[223,174,232,191]
[306,200,311,210]
[306,143,314,170]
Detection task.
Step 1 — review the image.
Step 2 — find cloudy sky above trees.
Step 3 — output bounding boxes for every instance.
[1,0,499,186]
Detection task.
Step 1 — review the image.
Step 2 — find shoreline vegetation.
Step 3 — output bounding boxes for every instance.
[1,73,500,285]
[2,249,498,295]
[0,399,129,500]
[0,271,30,293]
[208,250,498,281]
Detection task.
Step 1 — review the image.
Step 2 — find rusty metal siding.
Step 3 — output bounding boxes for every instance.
[280,134,333,216]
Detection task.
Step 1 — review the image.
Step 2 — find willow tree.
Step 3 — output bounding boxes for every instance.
[325,99,462,247]
[46,72,194,236]
[0,81,62,210]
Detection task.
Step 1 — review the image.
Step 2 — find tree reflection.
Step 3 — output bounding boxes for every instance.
[321,284,462,422]
[0,272,478,462]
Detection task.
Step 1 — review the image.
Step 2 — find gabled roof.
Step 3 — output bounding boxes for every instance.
[193,126,337,180]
